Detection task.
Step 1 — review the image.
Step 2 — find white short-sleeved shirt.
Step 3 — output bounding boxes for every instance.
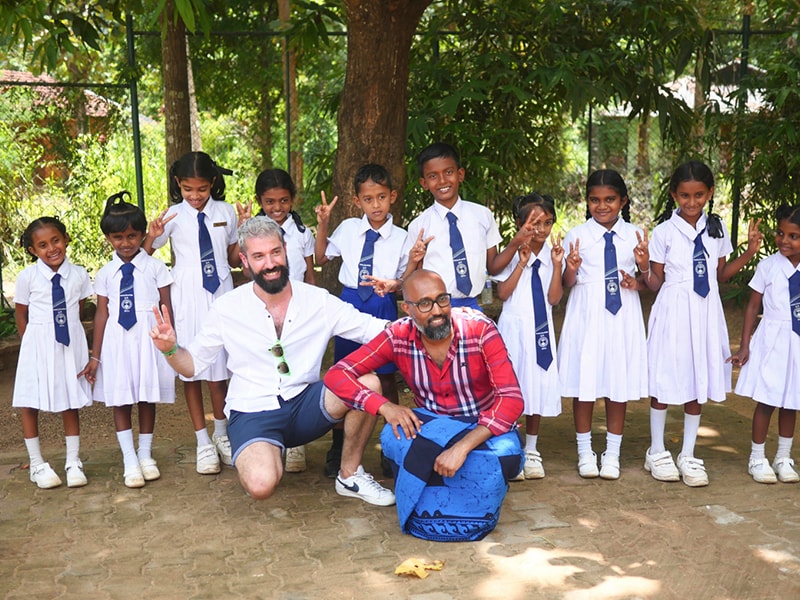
[275,216,315,281]
[187,281,388,414]
[151,198,238,282]
[94,251,173,315]
[405,198,502,298]
[326,215,408,288]
[748,252,799,320]
[649,210,733,287]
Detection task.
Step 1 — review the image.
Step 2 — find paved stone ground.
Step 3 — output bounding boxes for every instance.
[2,395,799,600]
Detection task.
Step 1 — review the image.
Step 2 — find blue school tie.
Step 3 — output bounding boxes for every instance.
[790,271,800,337]
[603,231,621,314]
[118,262,137,330]
[357,229,380,302]
[51,273,70,346]
[693,229,710,297]
[530,259,553,370]
[447,212,472,296]
[198,212,220,293]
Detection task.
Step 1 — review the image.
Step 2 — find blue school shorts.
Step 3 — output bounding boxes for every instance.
[228,381,342,465]
[334,286,398,374]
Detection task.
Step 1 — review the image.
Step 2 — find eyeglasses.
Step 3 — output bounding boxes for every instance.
[270,341,291,376]
[405,293,451,313]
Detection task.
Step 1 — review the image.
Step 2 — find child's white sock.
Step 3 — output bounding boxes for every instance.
[649,407,667,454]
[25,437,44,468]
[195,428,212,447]
[525,434,539,453]
[576,431,592,455]
[605,432,622,458]
[65,435,81,464]
[213,419,228,438]
[138,433,154,462]
[750,441,766,462]
[116,429,139,471]
[776,436,794,460]
[681,413,702,457]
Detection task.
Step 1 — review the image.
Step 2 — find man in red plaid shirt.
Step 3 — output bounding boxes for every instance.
[325,270,524,539]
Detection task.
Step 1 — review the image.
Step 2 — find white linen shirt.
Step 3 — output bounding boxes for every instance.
[186,280,387,414]
[326,214,409,288]
[404,198,502,298]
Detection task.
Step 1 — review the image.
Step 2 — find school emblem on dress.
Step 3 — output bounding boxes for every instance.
[606,280,618,295]
[793,305,800,320]
[121,298,133,312]
[537,335,549,350]
[695,262,707,278]
[456,262,468,276]
[203,262,215,276]
[359,267,370,281]
[55,312,67,326]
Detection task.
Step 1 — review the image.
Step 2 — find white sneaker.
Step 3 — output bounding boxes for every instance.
[212,434,232,466]
[139,458,161,481]
[748,458,777,484]
[123,464,145,488]
[677,453,709,487]
[285,446,307,473]
[644,448,680,482]
[196,444,221,475]
[577,451,599,478]
[599,451,620,480]
[30,462,62,489]
[523,450,545,479]
[772,457,800,483]
[335,465,396,506]
[65,460,88,488]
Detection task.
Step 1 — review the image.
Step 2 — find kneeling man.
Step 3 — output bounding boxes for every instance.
[325,270,524,541]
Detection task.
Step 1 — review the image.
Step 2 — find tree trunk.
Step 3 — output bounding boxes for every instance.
[187,39,202,151]
[322,0,432,291]
[162,0,192,194]
[278,0,303,199]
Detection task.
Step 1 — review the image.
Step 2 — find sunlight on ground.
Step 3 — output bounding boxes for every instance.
[697,425,720,438]
[753,546,800,575]
[472,543,661,599]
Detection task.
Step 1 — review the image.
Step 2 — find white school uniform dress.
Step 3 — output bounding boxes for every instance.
[496,247,561,417]
[93,251,176,407]
[277,216,315,282]
[647,210,733,405]
[326,214,409,288]
[12,258,93,412]
[150,199,237,382]
[735,253,800,409]
[558,218,648,402]
[404,198,501,299]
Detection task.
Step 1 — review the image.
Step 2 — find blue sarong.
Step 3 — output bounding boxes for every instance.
[380,408,523,542]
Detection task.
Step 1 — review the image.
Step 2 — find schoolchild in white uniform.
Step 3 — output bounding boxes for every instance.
[82,192,175,488]
[13,216,93,489]
[315,163,409,476]
[559,170,650,480]
[496,193,564,480]
[402,143,522,310]
[144,151,240,475]
[643,160,762,487]
[729,203,800,484]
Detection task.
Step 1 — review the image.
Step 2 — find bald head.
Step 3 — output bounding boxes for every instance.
[402,269,446,302]
[401,270,452,342]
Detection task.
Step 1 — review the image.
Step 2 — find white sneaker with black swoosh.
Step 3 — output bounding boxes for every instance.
[335,465,396,506]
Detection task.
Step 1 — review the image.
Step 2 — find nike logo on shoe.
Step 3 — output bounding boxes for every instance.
[338,478,359,493]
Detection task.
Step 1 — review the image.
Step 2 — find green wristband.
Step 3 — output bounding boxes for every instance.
[162,343,179,357]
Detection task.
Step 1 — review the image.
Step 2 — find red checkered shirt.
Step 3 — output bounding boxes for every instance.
[324,309,523,436]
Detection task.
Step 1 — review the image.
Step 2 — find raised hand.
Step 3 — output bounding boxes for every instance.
[314,191,338,226]
[550,233,564,264]
[361,274,400,296]
[746,218,763,254]
[511,207,543,248]
[634,227,650,270]
[409,228,434,265]
[236,201,252,226]
[517,242,531,266]
[149,304,178,353]
[566,238,582,272]
[147,208,176,239]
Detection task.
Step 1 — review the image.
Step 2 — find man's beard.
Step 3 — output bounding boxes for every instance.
[253,264,290,294]
[413,313,451,340]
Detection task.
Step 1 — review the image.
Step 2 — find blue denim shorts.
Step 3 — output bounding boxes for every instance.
[228,381,341,465]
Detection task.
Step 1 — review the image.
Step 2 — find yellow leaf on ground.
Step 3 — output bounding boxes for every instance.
[394,558,445,579]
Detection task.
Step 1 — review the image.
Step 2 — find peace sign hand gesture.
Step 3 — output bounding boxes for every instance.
[314,191,338,226]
